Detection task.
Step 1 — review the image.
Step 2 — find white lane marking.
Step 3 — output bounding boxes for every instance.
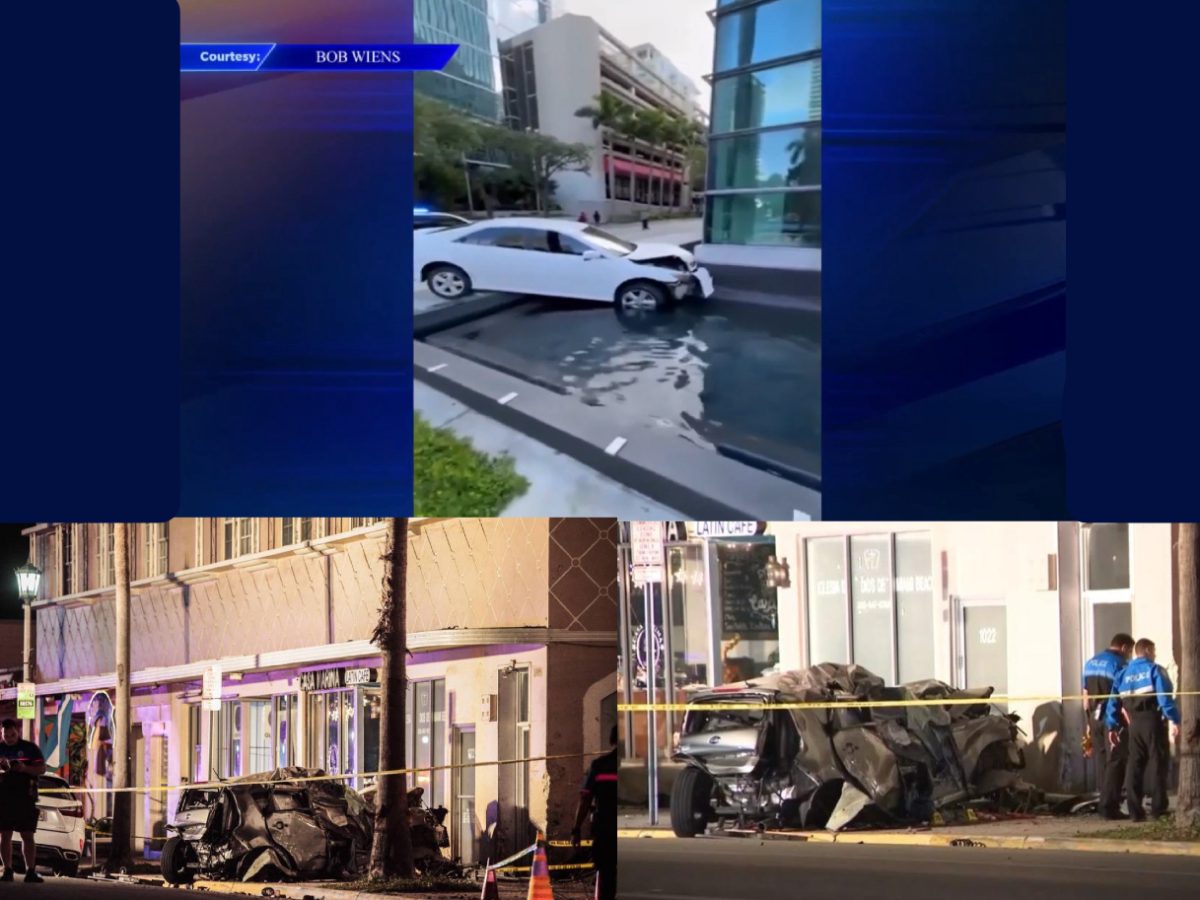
[498,392,518,405]
[605,436,628,455]
[427,363,447,372]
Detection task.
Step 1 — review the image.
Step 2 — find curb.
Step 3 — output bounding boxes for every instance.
[616,828,1200,857]
[193,880,369,900]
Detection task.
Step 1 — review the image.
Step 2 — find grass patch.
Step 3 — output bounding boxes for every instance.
[414,414,529,516]
[341,875,476,894]
[1088,818,1200,842]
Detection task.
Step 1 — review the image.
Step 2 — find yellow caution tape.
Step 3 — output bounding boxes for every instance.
[497,862,595,873]
[38,748,607,796]
[619,688,1199,713]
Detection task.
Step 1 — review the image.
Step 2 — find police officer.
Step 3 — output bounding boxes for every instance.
[573,726,617,900]
[1105,638,1181,821]
[1082,632,1133,818]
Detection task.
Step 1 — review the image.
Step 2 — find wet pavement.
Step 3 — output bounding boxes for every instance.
[424,298,821,484]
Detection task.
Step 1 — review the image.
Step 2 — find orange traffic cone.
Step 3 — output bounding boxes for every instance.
[526,833,553,900]
[481,861,500,900]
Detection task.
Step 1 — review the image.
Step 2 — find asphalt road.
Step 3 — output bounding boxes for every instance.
[0,876,175,897]
[619,837,1200,900]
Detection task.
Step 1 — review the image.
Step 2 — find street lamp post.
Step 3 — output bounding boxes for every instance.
[14,562,42,741]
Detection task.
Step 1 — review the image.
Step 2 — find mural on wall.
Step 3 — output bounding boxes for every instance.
[38,694,78,778]
[85,692,115,819]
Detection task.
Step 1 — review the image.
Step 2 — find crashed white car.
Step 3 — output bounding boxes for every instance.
[11,774,86,877]
[414,217,714,311]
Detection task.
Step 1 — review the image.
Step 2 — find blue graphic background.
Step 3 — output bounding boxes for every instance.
[5,4,179,520]
[823,0,1068,519]
[180,0,415,514]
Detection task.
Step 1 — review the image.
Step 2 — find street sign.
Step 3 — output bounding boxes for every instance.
[202,666,222,712]
[630,521,664,583]
[16,682,35,720]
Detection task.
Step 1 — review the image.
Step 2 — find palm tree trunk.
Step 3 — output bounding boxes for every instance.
[1177,522,1200,827]
[369,519,415,879]
[107,523,133,872]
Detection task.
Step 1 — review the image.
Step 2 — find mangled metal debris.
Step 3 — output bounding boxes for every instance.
[671,664,1028,835]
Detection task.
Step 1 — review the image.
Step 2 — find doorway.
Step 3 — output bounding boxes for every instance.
[453,728,477,866]
[958,602,1009,708]
[496,666,531,857]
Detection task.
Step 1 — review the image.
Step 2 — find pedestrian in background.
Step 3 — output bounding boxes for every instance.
[641,211,650,230]
[1082,632,1134,818]
[1106,638,1181,821]
[573,725,617,900]
[578,211,588,223]
[592,210,601,226]
[0,718,47,882]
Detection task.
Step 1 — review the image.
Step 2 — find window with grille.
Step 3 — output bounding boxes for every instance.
[223,518,258,560]
[282,518,315,545]
[144,523,169,577]
[96,523,115,587]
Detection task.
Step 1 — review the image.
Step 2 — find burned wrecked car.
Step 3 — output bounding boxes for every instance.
[670,664,1025,835]
[160,768,372,884]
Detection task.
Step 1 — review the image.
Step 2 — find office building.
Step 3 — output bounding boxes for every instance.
[501,14,705,219]
[10,518,617,861]
[701,0,822,270]
[415,0,556,120]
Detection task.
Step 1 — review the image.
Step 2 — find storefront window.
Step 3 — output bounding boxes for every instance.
[714,542,779,682]
[362,691,381,783]
[275,695,296,769]
[216,701,241,778]
[707,190,821,247]
[896,533,935,682]
[666,544,710,687]
[712,59,821,134]
[710,126,821,191]
[715,0,821,72]
[850,535,894,680]
[807,537,848,665]
[247,700,272,775]
[407,680,446,807]
[1084,523,1129,591]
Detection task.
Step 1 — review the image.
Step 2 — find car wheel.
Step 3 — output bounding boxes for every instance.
[670,767,715,837]
[426,264,472,300]
[160,836,194,885]
[615,280,668,313]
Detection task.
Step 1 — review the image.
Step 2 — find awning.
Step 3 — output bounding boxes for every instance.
[604,154,682,181]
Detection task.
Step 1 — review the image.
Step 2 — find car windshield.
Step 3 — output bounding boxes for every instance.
[579,226,636,255]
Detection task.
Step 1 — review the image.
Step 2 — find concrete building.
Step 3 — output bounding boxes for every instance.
[8,518,617,862]
[699,0,822,272]
[416,0,557,120]
[620,521,1180,797]
[500,14,705,219]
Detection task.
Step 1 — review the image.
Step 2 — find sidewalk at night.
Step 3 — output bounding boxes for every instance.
[617,806,1200,856]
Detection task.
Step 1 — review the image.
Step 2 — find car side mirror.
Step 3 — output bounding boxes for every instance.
[581,250,602,261]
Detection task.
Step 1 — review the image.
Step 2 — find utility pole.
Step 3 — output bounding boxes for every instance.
[369,519,415,879]
[1177,523,1200,827]
[106,523,134,872]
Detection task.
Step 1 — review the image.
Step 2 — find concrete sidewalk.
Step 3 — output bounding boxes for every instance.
[618,807,1200,857]
[600,216,702,249]
[416,381,684,518]
[192,877,595,899]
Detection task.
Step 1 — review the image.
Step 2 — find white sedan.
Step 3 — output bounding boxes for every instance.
[414,217,714,311]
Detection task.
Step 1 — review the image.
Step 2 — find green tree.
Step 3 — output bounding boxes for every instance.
[499,129,591,213]
[574,91,632,133]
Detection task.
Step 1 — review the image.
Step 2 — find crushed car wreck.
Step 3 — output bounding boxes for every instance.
[670,664,1027,836]
[160,768,373,884]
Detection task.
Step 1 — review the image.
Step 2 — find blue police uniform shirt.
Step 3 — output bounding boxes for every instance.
[1082,648,1126,718]
[1105,656,1181,728]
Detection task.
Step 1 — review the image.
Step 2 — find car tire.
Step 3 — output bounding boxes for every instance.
[670,767,714,837]
[615,280,669,314]
[426,264,472,300]
[160,836,194,885]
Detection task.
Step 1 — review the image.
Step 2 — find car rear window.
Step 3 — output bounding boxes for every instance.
[685,706,766,734]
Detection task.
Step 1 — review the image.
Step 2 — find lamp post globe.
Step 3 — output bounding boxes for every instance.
[15,561,41,602]
[14,561,41,740]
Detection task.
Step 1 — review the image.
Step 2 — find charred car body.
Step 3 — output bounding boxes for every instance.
[671,664,1025,836]
[161,768,372,884]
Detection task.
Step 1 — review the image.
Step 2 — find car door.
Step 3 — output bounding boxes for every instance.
[447,226,512,290]
[536,229,599,299]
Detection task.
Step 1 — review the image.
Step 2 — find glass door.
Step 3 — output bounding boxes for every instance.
[453,728,477,866]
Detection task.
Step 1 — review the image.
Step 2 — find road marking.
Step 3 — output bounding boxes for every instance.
[605,436,628,455]
[793,509,811,521]
[427,363,447,373]
[498,391,518,405]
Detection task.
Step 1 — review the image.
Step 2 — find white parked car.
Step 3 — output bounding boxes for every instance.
[11,774,86,877]
[414,217,714,311]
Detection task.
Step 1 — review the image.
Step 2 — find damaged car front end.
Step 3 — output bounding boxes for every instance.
[160,768,372,885]
[670,664,1025,836]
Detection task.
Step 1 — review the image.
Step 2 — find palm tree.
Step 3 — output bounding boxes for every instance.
[634,108,674,212]
[105,523,133,874]
[576,92,633,213]
[369,519,415,879]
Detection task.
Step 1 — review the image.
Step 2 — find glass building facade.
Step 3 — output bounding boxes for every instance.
[415,0,554,121]
[705,0,821,248]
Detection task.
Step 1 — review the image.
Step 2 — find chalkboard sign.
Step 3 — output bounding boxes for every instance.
[718,544,778,639]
